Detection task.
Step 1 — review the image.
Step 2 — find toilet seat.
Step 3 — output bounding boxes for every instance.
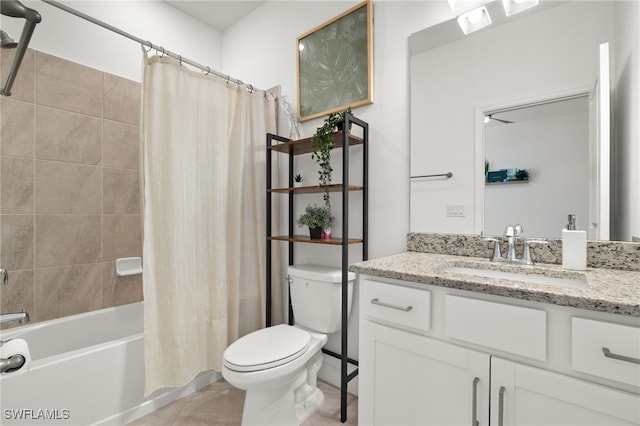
[223,324,311,372]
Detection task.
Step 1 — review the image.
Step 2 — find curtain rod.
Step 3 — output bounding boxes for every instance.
[40,0,270,96]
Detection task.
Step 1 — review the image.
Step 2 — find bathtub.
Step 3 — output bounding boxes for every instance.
[0,302,220,425]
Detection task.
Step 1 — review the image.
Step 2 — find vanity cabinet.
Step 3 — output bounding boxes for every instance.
[491,357,640,425]
[359,277,640,426]
[359,321,490,425]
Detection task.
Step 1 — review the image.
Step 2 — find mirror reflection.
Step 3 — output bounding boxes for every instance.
[483,96,590,239]
[409,0,638,242]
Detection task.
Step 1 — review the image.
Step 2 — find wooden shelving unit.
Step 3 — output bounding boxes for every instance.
[265,113,368,423]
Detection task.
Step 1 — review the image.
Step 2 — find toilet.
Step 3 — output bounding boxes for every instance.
[222,264,355,426]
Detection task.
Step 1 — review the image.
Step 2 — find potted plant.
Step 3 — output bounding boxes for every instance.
[294,173,305,187]
[311,107,352,209]
[515,169,530,180]
[296,204,334,240]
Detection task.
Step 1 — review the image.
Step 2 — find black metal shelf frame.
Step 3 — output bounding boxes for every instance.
[265,112,368,423]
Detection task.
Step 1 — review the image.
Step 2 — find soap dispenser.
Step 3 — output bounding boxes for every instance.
[562,214,587,270]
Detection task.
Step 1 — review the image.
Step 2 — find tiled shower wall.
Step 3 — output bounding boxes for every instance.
[0,49,143,327]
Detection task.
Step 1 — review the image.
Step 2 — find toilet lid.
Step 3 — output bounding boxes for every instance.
[223,324,311,372]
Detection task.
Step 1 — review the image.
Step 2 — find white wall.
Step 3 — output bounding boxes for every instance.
[221,0,455,392]
[409,2,615,235]
[613,0,640,241]
[0,0,223,82]
[484,112,590,239]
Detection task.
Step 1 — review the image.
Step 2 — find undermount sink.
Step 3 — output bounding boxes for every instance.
[446,266,589,289]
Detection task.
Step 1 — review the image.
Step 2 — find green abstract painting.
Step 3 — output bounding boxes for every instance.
[297,1,372,121]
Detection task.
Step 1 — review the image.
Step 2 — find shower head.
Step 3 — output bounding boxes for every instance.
[0,0,41,96]
[1,0,41,22]
[1,30,18,49]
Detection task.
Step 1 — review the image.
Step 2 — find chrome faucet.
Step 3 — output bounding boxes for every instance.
[485,225,548,265]
[0,309,29,325]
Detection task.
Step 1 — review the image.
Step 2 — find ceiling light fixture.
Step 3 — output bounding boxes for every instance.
[501,0,539,17]
[457,6,492,35]
[447,0,490,14]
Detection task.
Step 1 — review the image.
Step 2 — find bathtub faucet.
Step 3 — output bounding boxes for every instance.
[0,353,26,373]
[0,309,29,325]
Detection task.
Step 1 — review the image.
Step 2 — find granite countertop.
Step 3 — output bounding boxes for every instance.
[350,252,640,317]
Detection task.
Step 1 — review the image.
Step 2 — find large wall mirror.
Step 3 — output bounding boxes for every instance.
[409,0,639,242]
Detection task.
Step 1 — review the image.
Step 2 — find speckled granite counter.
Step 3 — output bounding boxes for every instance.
[350,252,640,318]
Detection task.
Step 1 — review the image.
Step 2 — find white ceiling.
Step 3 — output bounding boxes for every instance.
[164,1,264,32]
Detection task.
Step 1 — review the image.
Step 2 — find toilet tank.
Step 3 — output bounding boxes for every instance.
[288,264,356,334]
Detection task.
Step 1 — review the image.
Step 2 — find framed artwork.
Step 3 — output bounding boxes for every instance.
[296,1,373,122]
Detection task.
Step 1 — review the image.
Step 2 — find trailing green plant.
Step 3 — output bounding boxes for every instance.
[296,204,334,230]
[294,173,304,183]
[311,107,352,209]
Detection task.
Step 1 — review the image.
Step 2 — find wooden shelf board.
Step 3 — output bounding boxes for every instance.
[268,235,364,245]
[269,132,364,155]
[269,184,364,194]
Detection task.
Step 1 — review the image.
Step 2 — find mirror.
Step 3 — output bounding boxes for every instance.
[409,0,638,242]
[483,95,591,239]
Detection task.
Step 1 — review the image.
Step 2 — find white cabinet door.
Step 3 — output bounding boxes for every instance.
[359,321,490,426]
[491,357,640,426]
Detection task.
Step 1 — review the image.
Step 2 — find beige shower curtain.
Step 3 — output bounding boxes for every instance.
[141,54,280,395]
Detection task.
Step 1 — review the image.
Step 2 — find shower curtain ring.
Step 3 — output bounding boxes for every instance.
[225,75,230,85]
[157,47,165,58]
[142,42,152,53]
[204,67,211,76]
[178,55,182,66]
[248,84,253,94]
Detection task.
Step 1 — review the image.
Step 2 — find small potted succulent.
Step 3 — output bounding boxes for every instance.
[296,204,334,240]
[293,173,305,187]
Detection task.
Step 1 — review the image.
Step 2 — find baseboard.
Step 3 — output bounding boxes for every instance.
[99,370,221,425]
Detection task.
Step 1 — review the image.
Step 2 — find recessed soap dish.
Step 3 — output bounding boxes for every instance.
[116,257,142,276]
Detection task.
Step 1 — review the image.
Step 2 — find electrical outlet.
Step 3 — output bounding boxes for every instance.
[446,204,465,217]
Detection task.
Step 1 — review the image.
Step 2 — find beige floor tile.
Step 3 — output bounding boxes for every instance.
[129,379,357,426]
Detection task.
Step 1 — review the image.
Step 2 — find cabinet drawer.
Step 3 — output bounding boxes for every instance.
[445,295,547,361]
[361,279,431,332]
[572,317,640,387]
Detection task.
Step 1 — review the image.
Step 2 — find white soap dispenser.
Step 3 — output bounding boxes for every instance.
[562,214,587,270]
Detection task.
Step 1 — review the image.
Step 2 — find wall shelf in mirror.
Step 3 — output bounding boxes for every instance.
[486,179,529,185]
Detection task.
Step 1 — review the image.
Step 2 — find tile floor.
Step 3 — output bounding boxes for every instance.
[128,379,358,426]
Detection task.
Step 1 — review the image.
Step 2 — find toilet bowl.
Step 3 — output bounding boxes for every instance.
[221,264,355,426]
[222,324,328,425]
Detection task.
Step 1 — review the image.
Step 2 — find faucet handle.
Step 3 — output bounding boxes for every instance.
[0,268,7,285]
[514,224,523,236]
[483,237,504,262]
[504,225,514,237]
[521,239,549,265]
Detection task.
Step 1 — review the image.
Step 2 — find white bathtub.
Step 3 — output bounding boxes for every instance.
[0,302,220,425]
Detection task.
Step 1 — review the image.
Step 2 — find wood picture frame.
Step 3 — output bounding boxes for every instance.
[296,1,373,122]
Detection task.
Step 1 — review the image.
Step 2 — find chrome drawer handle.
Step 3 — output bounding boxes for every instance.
[602,347,640,365]
[471,377,479,426]
[498,386,506,426]
[370,298,413,312]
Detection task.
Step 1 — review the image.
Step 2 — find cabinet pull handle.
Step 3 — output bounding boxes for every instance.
[471,377,479,426]
[602,347,640,365]
[498,386,506,426]
[370,298,413,312]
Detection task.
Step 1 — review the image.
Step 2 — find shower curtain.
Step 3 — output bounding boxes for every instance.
[141,54,280,394]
